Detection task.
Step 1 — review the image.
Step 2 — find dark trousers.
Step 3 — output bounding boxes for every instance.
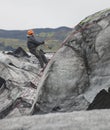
[29,48,48,68]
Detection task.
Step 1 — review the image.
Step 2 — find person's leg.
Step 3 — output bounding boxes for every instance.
[30,48,44,68]
[39,50,48,64]
[35,51,44,68]
[42,55,48,64]
[37,55,44,68]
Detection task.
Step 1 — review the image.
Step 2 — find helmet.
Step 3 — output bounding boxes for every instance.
[27,30,34,35]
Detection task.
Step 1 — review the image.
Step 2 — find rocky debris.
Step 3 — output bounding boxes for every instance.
[0,49,54,119]
[6,47,30,58]
[0,109,110,130]
[0,80,39,119]
[0,50,45,118]
[87,88,110,110]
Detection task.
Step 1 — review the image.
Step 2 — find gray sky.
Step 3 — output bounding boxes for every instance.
[0,0,110,30]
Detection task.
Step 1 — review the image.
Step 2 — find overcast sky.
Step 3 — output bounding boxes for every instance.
[0,0,110,30]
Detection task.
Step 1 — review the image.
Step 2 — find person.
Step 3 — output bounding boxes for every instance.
[26,29,48,69]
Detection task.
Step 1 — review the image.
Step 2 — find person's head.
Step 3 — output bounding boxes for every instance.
[27,29,34,35]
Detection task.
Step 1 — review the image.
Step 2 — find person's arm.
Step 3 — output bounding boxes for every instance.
[30,36,44,46]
